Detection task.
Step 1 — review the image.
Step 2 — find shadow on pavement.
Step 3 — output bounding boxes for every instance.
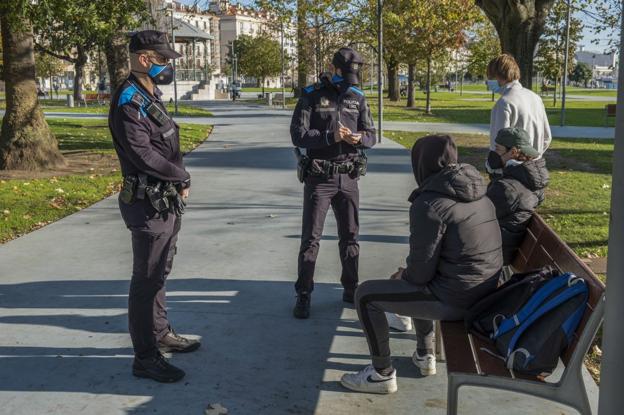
[0,278,417,414]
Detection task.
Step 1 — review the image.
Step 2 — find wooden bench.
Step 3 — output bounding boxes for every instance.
[540,85,556,96]
[81,93,111,106]
[605,104,616,126]
[273,93,285,106]
[441,214,605,415]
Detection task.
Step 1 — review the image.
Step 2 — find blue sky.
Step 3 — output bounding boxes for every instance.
[182,0,619,54]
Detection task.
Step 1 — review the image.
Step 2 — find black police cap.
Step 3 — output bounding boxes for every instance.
[129,30,182,59]
[332,47,363,84]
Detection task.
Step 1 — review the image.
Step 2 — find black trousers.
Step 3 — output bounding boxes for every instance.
[120,198,180,359]
[296,173,359,294]
[355,279,466,370]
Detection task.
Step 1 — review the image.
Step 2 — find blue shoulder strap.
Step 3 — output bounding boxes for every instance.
[349,86,364,96]
[303,84,315,94]
[118,82,152,117]
[505,280,588,361]
[492,273,574,339]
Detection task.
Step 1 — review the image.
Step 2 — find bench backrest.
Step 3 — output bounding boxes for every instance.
[511,214,605,366]
[606,104,617,116]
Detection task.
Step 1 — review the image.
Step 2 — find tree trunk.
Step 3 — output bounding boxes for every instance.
[477,0,556,89]
[425,57,432,114]
[295,0,308,97]
[0,15,65,170]
[105,32,130,94]
[73,45,88,102]
[387,61,399,101]
[553,77,557,106]
[406,63,415,108]
[262,77,265,95]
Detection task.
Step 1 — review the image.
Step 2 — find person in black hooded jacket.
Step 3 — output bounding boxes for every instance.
[340,135,503,395]
[486,127,549,265]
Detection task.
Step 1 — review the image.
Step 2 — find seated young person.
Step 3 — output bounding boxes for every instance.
[486,127,549,265]
[340,135,503,394]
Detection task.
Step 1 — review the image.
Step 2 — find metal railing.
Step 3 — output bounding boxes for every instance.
[175,69,207,82]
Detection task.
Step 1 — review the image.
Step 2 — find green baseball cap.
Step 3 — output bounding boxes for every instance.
[495,127,540,158]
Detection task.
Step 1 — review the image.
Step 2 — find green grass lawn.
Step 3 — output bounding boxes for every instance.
[0,99,213,117]
[251,88,614,127]
[385,130,612,258]
[0,119,212,243]
[368,93,615,127]
[241,87,289,93]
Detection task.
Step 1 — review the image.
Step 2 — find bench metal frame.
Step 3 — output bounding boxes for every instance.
[447,294,604,415]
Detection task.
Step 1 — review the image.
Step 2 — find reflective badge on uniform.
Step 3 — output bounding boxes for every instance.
[320,97,330,108]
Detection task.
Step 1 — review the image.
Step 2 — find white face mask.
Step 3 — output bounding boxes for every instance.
[506,159,524,167]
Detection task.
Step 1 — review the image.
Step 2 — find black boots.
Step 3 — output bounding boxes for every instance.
[293,292,311,319]
[132,353,185,383]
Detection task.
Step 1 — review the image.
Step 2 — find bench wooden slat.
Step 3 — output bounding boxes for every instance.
[441,321,479,375]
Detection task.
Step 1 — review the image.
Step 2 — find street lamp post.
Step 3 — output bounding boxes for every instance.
[377,0,383,143]
[168,3,179,116]
[281,21,286,109]
[560,0,571,126]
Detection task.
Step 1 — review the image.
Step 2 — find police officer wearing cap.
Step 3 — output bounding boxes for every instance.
[108,30,200,383]
[290,47,376,319]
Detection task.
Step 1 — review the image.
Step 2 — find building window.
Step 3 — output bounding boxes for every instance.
[204,21,207,30]
[195,20,199,27]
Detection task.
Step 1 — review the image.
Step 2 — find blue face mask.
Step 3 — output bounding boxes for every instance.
[148,62,174,85]
[487,79,502,94]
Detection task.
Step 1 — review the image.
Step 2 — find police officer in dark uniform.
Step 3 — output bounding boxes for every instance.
[290,47,376,319]
[108,30,200,383]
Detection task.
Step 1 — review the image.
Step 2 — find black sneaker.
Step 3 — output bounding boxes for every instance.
[293,292,311,319]
[158,329,201,353]
[132,353,185,383]
[343,289,356,304]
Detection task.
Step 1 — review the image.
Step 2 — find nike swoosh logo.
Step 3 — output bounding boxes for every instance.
[366,375,390,383]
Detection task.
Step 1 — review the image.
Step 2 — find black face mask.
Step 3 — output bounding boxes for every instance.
[487,150,505,170]
[148,62,175,85]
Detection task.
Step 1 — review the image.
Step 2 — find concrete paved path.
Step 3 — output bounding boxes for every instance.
[0,101,597,414]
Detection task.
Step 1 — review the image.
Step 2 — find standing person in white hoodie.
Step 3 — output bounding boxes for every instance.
[486,54,552,174]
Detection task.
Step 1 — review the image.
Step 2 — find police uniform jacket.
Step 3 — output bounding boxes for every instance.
[108,74,190,187]
[290,74,376,162]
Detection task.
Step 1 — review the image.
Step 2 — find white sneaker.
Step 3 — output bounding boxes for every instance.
[385,312,413,332]
[340,365,398,394]
[412,350,436,376]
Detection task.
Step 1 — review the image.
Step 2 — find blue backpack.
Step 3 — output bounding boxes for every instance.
[467,271,588,376]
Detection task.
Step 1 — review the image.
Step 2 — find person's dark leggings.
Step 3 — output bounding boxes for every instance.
[296,173,359,294]
[355,279,466,371]
[128,214,181,359]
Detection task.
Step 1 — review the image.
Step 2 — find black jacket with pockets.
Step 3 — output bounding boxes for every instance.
[486,158,549,265]
[403,164,503,309]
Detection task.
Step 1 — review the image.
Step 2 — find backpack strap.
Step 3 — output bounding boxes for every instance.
[504,280,589,368]
[492,273,576,339]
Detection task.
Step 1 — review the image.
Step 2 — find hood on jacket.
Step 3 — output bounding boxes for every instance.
[504,158,549,191]
[410,164,487,203]
[411,134,458,186]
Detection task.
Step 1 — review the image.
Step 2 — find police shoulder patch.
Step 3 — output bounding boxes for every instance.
[118,84,139,107]
[349,86,365,96]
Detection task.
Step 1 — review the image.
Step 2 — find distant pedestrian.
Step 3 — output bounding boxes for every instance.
[486,54,551,176]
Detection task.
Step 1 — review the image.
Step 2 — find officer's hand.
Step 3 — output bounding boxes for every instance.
[390,267,405,280]
[179,187,190,200]
[334,126,352,142]
[344,132,362,145]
